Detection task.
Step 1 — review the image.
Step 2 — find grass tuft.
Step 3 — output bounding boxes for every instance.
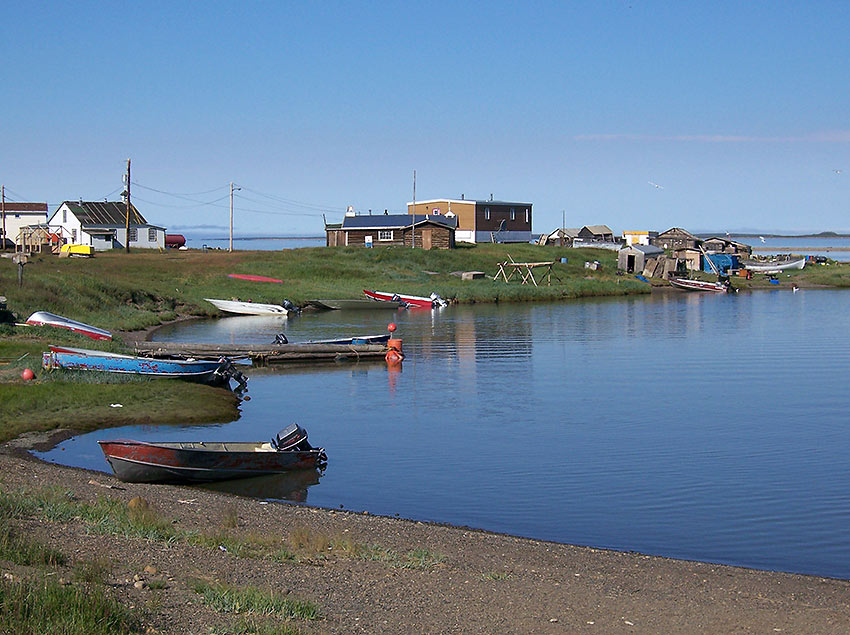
[189,579,320,620]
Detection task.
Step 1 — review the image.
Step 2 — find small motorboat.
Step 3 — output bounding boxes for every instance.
[742,258,806,273]
[363,289,448,309]
[272,333,390,345]
[98,423,326,483]
[669,278,730,293]
[305,298,404,311]
[205,298,290,316]
[42,345,246,388]
[25,311,112,341]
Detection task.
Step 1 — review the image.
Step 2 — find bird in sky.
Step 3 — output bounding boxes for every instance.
[759,236,766,243]
[834,169,843,175]
[648,181,664,189]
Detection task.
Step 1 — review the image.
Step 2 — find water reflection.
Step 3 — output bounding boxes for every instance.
[198,469,323,503]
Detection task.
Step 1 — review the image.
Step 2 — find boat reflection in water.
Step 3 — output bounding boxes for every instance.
[197,468,323,503]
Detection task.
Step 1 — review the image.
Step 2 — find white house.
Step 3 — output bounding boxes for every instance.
[1,202,48,247]
[49,201,165,250]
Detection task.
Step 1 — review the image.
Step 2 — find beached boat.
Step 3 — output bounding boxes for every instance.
[205,298,290,316]
[272,333,390,346]
[669,278,730,293]
[97,424,326,483]
[25,311,112,341]
[363,289,448,309]
[42,345,245,387]
[742,258,806,273]
[227,273,284,283]
[305,298,403,311]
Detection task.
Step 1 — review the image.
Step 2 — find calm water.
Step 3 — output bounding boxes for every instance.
[38,290,850,579]
[184,236,324,251]
[731,236,850,261]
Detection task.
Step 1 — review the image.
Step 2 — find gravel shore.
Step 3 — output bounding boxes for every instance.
[2,432,849,634]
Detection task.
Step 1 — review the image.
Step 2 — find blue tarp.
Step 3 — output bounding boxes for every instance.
[704,253,739,273]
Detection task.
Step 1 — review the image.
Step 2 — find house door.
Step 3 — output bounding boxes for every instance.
[627,254,635,272]
[422,228,432,250]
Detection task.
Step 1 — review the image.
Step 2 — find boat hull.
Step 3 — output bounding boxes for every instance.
[205,298,289,315]
[227,273,284,283]
[670,278,729,293]
[742,258,806,273]
[26,311,112,341]
[43,346,232,384]
[98,440,325,483]
[306,299,403,310]
[363,289,441,309]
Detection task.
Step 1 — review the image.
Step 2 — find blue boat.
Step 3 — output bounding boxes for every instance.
[42,345,245,387]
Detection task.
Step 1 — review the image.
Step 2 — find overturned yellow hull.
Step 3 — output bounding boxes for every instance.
[60,244,94,257]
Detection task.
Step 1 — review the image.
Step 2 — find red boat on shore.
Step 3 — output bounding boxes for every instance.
[98,424,326,483]
[363,289,448,309]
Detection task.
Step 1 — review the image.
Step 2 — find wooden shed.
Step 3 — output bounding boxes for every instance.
[618,244,664,273]
[672,247,702,271]
[328,214,456,250]
[651,227,701,250]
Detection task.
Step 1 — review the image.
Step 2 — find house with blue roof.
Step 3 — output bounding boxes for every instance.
[326,212,456,249]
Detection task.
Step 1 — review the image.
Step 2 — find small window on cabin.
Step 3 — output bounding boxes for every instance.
[525,209,529,223]
[510,208,516,221]
[63,210,67,223]
[485,207,490,220]
[378,230,393,241]
[128,227,138,242]
[148,227,156,241]
[71,228,77,241]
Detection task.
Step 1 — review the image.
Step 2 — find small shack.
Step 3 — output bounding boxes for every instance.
[327,213,456,250]
[672,247,702,271]
[652,227,701,250]
[618,244,664,273]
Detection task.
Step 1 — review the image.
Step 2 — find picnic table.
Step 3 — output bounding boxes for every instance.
[494,260,559,286]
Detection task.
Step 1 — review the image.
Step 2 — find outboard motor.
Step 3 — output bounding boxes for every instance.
[273,333,288,345]
[272,423,311,451]
[282,299,300,314]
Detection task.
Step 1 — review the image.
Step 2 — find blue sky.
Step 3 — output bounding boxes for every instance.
[2,2,848,236]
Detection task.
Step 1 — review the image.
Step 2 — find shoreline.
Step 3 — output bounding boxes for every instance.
[3,435,849,633]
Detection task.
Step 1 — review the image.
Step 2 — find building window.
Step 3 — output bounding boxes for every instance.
[63,210,67,223]
[378,230,393,241]
[484,207,490,220]
[128,227,138,242]
[525,209,529,223]
[71,228,77,242]
[510,208,516,221]
[148,227,156,241]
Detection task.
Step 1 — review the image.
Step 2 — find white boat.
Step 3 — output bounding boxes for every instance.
[669,278,729,293]
[205,298,289,316]
[25,311,112,340]
[742,258,806,273]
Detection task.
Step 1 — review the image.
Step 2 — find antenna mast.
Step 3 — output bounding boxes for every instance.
[125,159,131,253]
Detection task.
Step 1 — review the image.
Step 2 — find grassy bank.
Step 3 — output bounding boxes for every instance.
[0,244,644,332]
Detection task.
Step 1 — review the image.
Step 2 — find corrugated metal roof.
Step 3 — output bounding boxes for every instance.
[63,201,147,226]
[1,202,47,212]
[342,214,457,230]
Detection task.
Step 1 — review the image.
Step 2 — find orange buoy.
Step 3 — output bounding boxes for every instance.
[385,349,404,364]
[21,368,34,381]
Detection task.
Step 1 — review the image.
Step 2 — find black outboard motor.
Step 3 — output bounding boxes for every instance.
[282,299,300,315]
[273,333,288,345]
[272,423,312,451]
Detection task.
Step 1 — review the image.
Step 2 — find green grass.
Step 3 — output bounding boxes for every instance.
[0,577,140,634]
[189,579,320,620]
[0,518,66,567]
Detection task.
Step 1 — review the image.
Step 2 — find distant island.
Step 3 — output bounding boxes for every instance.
[699,231,850,239]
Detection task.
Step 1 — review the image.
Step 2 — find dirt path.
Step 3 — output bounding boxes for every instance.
[2,434,849,634]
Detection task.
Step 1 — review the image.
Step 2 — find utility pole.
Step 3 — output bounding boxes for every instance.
[1,185,5,251]
[411,170,416,249]
[125,159,131,253]
[229,182,241,252]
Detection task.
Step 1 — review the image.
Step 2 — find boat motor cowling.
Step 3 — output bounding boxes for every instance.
[273,423,311,451]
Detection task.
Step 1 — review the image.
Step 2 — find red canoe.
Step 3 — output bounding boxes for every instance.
[228,273,284,283]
